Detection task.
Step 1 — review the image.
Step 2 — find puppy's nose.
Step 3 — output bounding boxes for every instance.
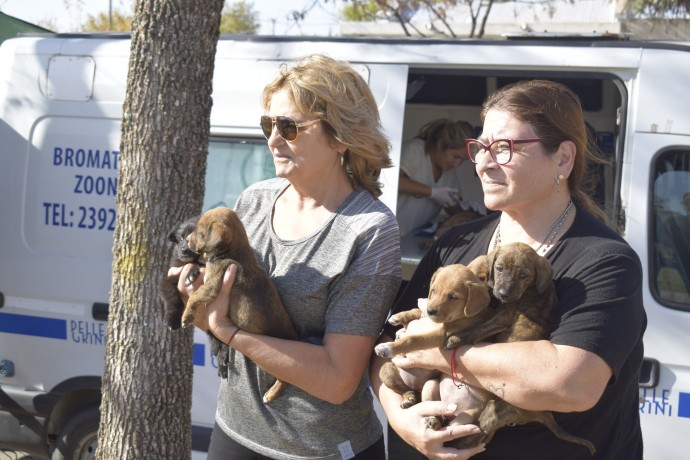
[426,307,437,317]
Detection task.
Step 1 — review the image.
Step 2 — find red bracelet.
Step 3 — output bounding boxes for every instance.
[226,328,240,346]
[451,347,464,389]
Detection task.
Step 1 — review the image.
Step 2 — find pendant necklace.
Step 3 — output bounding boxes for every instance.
[493,200,573,255]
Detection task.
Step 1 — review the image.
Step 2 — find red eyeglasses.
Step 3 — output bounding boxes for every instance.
[465,138,542,165]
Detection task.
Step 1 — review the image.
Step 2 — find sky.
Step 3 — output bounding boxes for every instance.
[0,0,342,35]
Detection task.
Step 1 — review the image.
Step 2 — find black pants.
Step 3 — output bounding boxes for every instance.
[387,425,427,460]
[207,422,386,459]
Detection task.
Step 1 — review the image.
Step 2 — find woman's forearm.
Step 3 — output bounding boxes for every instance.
[451,341,612,412]
[231,329,376,405]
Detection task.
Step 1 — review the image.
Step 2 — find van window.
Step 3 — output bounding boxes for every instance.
[652,149,690,310]
[203,139,275,210]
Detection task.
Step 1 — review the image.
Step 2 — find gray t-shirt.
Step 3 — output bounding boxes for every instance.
[215,178,401,459]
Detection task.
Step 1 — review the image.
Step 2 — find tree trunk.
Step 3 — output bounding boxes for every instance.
[97,1,223,458]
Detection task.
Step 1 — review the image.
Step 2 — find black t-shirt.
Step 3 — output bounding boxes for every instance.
[390,205,647,460]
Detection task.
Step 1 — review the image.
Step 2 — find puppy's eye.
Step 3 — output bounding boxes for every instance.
[447,294,457,301]
[495,265,503,273]
[519,270,529,279]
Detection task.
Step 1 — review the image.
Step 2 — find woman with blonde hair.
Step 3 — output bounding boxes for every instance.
[173,54,401,459]
[397,118,475,236]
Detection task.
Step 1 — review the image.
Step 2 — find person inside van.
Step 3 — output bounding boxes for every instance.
[371,79,646,460]
[396,118,477,236]
[173,54,401,459]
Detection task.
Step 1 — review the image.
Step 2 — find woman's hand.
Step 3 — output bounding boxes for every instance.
[203,264,238,339]
[392,316,453,373]
[389,400,485,460]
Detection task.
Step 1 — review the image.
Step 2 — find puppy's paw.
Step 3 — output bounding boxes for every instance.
[181,313,195,328]
[401,391,418,409]
[445,335,465,349]
[425,416,443,430]
[388,313,406,326]
[374,342,395,358]
[185,267,200,286]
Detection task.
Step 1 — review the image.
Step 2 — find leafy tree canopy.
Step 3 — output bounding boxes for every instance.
[629,0,689,18]
[79,1,260,33]
[220,0,259,33]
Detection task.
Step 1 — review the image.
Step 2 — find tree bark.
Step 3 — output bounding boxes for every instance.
[97,1,223,458]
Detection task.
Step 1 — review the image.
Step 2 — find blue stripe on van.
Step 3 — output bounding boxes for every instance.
[0,312,67,339]
[1,312,208,366]
[679,392,690,418]
[193,343,205,366]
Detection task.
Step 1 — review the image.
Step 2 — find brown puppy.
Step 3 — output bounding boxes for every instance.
[441,243,595,455]
[159,216,201,330]
[375,264,492,409]
[184,207,299,403]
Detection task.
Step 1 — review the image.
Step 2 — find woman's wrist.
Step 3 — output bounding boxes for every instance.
[226,327,240,346]
[211,325,240,347]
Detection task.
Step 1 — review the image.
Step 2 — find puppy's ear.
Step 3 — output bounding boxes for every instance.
[204,222,230,252]
[428,268,441,298]
[534,255,554,293]
[485,247,500,288]
[464,281,490,317]
[467,255,489,284]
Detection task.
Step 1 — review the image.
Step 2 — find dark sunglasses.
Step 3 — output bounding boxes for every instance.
[260,115,319,141]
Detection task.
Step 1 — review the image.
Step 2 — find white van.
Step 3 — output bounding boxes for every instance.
[1,34,689,459]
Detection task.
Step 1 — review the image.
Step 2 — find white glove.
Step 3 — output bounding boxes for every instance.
[429,186,460,207]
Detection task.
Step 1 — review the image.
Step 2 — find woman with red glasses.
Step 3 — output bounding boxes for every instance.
[372,80,645,460]
[174,54,401,459]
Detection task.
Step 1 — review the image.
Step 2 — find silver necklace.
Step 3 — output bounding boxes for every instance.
[493,200,573,254]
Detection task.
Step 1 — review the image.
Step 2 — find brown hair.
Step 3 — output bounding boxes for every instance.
[261,54,392,197]
[418,118,474,157]
[481,79,610,225]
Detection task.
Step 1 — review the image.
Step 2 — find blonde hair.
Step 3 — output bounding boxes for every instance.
[261,54,392,197]
[482,79,610,225]
[418,118,474,158]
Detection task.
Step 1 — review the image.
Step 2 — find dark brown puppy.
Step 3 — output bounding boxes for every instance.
[184,207,299,403]
[375,264,492,409]
[159,216,201,330]
[442,243,595,455]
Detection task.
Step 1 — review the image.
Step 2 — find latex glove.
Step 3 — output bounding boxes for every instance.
[429,186,460,207]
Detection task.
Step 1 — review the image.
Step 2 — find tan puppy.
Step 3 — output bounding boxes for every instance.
[184,207,298,403]
[375,264,491,358]
[375,264,492,409]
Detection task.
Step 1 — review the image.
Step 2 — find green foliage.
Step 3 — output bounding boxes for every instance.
[629,0,689,18]
[342,1,381,21]
[220,0,259,34]
[77,1,259,34]
[82,11,133,32]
